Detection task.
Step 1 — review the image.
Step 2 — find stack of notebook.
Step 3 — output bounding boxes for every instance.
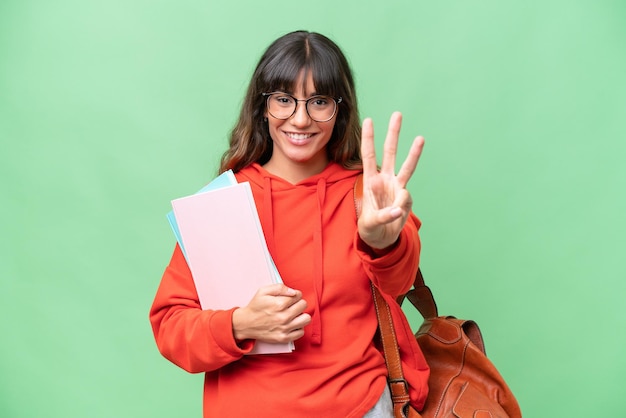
[167,171,293,354]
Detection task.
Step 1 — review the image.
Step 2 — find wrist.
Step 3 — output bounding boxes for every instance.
[232,308,251,342]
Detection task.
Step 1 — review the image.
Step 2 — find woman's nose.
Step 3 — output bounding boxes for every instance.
[290,101,312,127]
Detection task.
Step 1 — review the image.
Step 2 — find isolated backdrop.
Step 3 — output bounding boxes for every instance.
[1,1,625,417]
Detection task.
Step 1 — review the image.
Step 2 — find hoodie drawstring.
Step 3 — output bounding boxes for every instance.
[310,178,326,345]
[262,177,278,258]
[261,174,328,346]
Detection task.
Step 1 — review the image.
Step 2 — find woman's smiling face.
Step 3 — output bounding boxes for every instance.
[264,71,337,178]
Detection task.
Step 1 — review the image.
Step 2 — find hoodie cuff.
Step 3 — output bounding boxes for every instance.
[209,308,255,355]
[355,228,409,267]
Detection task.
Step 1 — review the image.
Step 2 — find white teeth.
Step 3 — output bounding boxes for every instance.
[286,132,313,140]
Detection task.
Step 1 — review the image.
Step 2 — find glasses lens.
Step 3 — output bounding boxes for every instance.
[306,96,336,122]
[266,94,296,120]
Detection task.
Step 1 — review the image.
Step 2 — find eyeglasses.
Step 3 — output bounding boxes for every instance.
[262,92,342,122]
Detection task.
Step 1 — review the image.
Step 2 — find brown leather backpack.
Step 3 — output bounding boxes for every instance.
[374,268,522,418]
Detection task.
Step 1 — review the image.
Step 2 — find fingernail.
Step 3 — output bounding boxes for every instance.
[390,207,402,218]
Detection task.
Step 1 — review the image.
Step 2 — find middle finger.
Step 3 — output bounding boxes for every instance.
[381,112,402,175]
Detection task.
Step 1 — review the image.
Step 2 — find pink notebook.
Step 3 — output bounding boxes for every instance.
[171,182,293,354]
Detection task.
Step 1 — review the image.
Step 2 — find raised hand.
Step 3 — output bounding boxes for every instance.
[232,284,311,344]
[358,112,425,251]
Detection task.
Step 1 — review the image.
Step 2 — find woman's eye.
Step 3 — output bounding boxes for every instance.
[311,97,329,107]
[275,95,294,105]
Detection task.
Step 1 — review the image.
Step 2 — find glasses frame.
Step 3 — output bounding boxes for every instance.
[262,92,342,123]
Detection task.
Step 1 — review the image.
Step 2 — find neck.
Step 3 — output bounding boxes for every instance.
[263,158,329,184]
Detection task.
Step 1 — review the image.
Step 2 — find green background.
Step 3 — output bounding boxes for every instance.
[1,0,625,416]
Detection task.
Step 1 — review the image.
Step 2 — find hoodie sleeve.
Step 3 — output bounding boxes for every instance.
[354,212,421,298]
[149,244,254,373]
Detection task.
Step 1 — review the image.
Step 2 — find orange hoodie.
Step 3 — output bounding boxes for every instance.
[150,162,429,417]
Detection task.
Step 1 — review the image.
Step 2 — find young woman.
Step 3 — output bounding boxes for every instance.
[150,30,429,417]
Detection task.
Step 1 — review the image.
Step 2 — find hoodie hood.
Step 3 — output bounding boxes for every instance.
[236,162,361,345]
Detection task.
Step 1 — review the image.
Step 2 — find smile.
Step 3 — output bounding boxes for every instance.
[285,132,315,141]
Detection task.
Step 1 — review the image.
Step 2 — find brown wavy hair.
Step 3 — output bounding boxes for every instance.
[219,30,362,173]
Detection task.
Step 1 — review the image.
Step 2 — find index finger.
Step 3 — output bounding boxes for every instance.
[360,117,378,178]
[262,283,299,298]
